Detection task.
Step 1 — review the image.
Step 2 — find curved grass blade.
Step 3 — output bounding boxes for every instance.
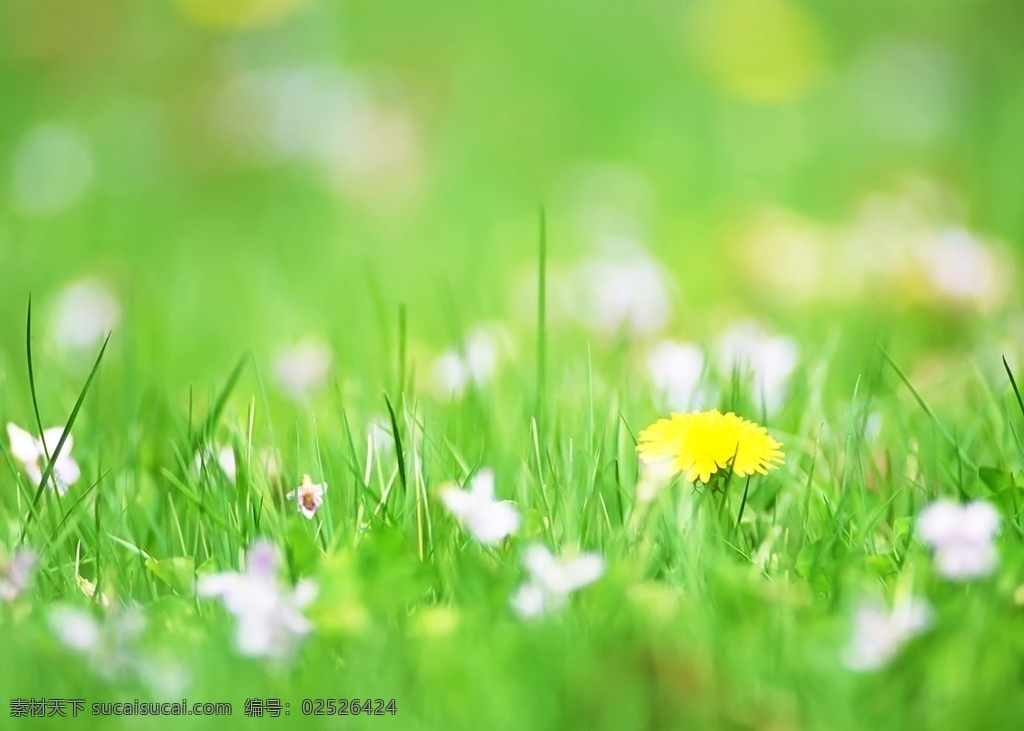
[192,353,247,452]
[20,303,110,543]
[880,347,977,471]
[383,391,406,493]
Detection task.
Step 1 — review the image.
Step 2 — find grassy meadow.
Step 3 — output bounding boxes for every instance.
[3,1,1024,729]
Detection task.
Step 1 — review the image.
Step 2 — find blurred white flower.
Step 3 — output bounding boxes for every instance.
[50,605,102,653]
[916,228,1008,309]
[286,474,328,520]
[0,548,36,602]
[48,278,120,355]
[193,445,237,485]
[647,340,705,411]
[439,469,520,545]
[197,539,317,659]
[510,544,604,619]
[917,499,1000,581]
[11,122,95,215]
[430,324,513,398]
[274,338,332,401]
[863,411,883,443]
[430,351,472,397]
[569,240,673,336]
[49,604,146,678]
[715,321,798,415]
[7,423,81,495]
[843,597,933,672]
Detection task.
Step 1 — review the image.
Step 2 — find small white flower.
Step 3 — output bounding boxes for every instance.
[430,350,471,397]
[647,340,705,411]
[510,544,605,619]
[7,422,81,495]
[273,338,332,401]
[0,549,36,602]
[918,228,1007,308]
[50,605,102,652]
[430,324,513,398]
[463,325,511,382]
[193,445,237,485]
[569,240,673,336]
[285,474,328,520]
[715,321,798,415]
[439,469,521,545]
[917,499,1000,581]
[844,597,933,672]
[197,539,317,659]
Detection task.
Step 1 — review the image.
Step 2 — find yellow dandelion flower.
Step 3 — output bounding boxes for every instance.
[636,409,784,484]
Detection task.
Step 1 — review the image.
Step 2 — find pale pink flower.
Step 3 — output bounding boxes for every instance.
[197,540,317,659]
[439,469,520,545]
[285,474,328,520]
[917,499,1000,581]
[0,549,36,602]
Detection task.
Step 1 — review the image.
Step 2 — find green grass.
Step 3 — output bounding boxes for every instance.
[3,261,1024,729]
[4,1,1024,728]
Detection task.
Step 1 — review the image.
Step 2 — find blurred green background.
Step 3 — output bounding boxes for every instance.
[4,4,1024,729]
[1,0,1023,387]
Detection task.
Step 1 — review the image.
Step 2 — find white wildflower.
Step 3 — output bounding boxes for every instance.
[197,540,317,659]
[0,548,36,602]
[917,499,1000,581]
[430,324,513,398]
[439,469,520,545]
[510,544,604,619]
[7,422,81,495]
[917,228,1008,309]
[715,320,798,415]
[48,278,120,355]
[844,597,933,671]
[273,338,332,401]
[193,445,237,485]
[569,240,673,336]
[647,340,705,411]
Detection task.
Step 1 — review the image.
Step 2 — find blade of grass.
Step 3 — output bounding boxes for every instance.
[20,319,110,544]
[535,206,547,426]
[192,353,247,452]
[384,392,407,495]
[881,347,977,471]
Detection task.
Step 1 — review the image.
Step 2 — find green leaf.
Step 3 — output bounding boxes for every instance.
[978,466,1016,493]
[145,556,196,596]
[893,516,913,542]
